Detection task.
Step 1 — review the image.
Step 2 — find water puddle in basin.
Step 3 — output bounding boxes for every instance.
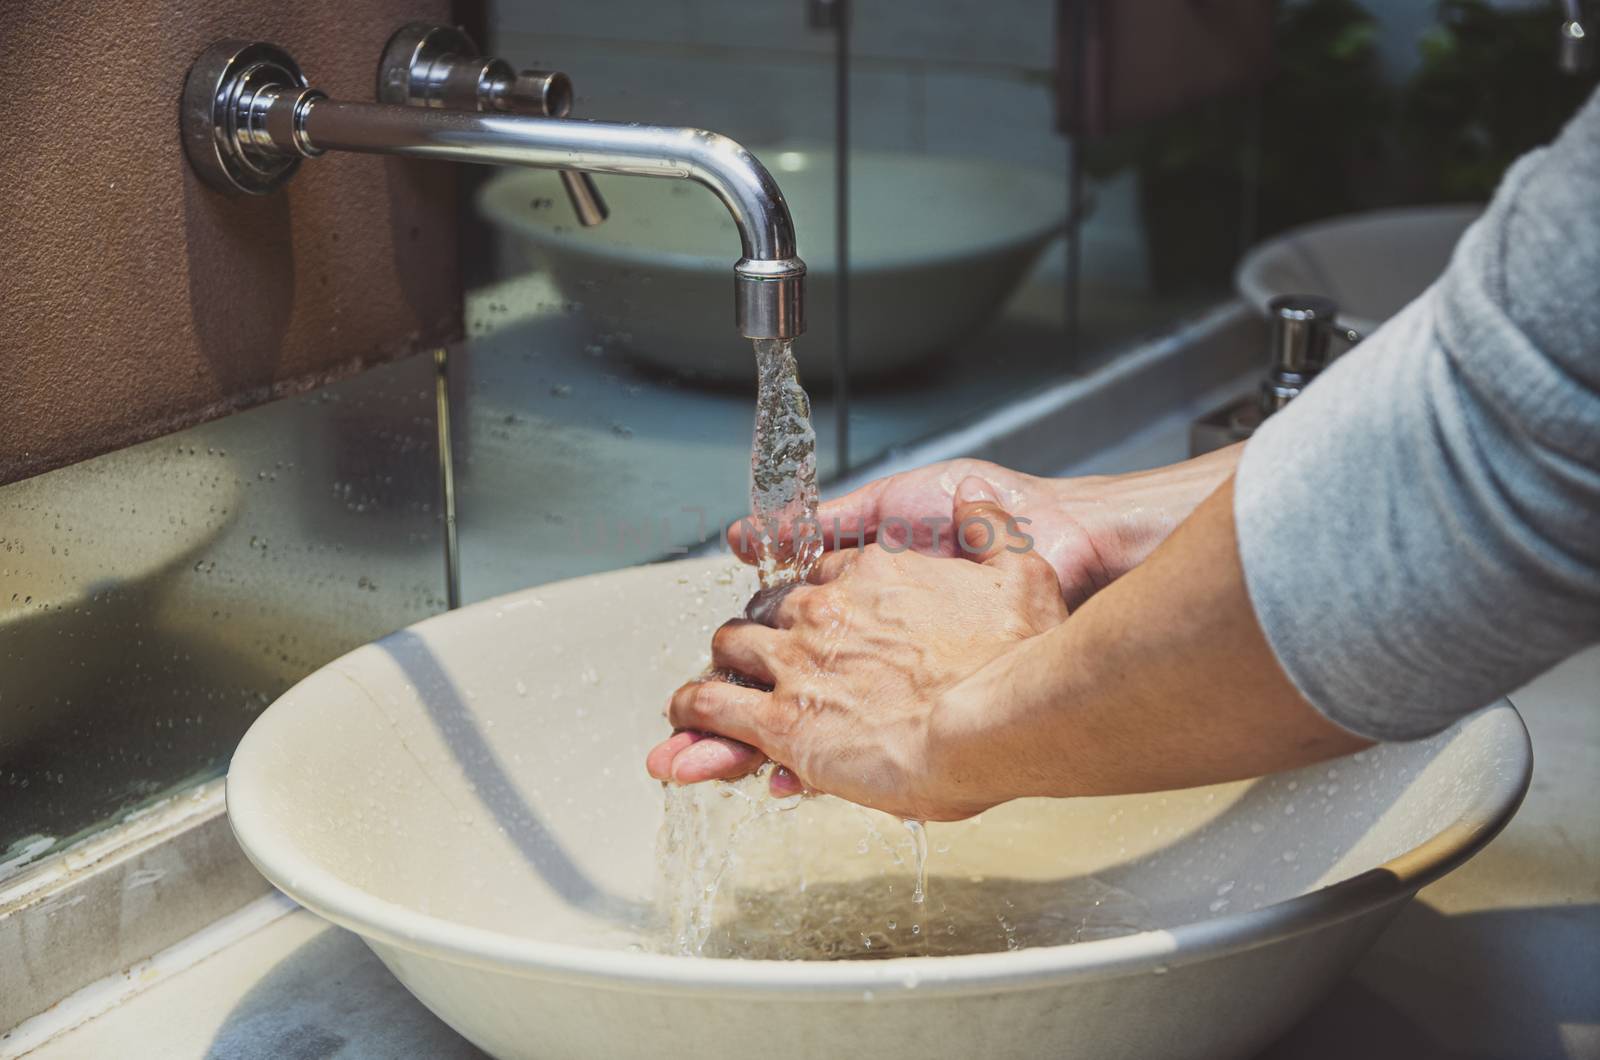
[702,872,1152,960]
[652,772,1154,959]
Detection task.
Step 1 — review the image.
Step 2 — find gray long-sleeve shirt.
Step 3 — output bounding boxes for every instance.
[1235,86,1600,741]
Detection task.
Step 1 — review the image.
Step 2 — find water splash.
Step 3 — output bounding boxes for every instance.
[654,769,803,955]
[904,819,928,905]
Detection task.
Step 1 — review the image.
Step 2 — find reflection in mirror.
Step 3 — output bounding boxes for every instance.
[0,354,446,877]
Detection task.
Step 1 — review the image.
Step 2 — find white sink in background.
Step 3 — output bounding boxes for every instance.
[478,146,1067,386]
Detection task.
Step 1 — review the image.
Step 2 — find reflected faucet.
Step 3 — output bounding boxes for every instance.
[181,29,805,341]
[1561,0,1592,75]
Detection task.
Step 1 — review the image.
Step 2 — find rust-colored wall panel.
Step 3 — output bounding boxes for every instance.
[0,0,468,485]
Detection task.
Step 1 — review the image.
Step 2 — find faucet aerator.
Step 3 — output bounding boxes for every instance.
[735,258,807,341]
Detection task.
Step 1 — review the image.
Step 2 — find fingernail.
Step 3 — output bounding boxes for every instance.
[956,476,997,505]
[670,740,722,783]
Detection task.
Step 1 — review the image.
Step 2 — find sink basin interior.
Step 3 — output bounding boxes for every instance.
[229,556,1530,964]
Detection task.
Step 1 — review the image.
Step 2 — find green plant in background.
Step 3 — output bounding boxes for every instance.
[1083,0,1598,296]
[1253,0,1392,237]
[1084,0,1391,295]
[1401,0,1599,201]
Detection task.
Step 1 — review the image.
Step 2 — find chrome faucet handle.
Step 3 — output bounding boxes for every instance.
[484,70,608,227]
[377,23,608,226]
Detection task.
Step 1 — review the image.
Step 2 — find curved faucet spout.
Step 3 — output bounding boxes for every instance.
[301,103,798,263]
[297,102,807,341]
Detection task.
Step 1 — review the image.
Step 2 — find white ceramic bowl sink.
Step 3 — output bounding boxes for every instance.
[478,147,1067,386]
[228,555,1529,1060]
[1235,205,1481,335]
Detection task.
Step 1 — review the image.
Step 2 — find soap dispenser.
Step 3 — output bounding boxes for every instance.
[1190,294,1361,455]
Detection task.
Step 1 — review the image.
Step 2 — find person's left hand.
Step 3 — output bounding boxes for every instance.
[644,477,1069,820]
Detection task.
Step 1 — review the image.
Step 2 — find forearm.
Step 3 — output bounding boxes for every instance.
[940,476,1367,802]
[1049,443,1242,580]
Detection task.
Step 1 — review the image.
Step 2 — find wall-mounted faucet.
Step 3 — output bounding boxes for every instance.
[181,27,805,342]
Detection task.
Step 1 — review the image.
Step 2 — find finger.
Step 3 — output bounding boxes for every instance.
[747,583,829,629]
[813,479,883,551]
[804,549,859,585]
[726,514,796,566]
[813,475,885,538]
[724,517,823,576]
[710,619,782,684]
[670,736,767,784]
[769,766,806,798]
[952,475,1034,566]
[726,514,773,563]
[744,582,802,627]
[667,678,768,748]
[646,729,703,780]
[727,479,886,562]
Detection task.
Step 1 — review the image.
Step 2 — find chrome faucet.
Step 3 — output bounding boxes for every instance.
[1189,295,1362,456]
[1560,0,1592,75]
[181,27,805,341]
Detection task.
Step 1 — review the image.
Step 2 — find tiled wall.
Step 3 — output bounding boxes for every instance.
[485,0,1158,314]
[489,0,1067,173]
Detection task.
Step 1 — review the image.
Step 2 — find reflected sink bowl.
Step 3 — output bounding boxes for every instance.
[477,147,1067,386]
[1235,204,1481,334]
[228,556,1529,1060]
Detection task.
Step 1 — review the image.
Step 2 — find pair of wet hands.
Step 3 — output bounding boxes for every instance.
[642,472,1075,818]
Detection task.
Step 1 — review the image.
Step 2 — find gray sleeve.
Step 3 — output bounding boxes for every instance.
[1234,86,1600,742]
